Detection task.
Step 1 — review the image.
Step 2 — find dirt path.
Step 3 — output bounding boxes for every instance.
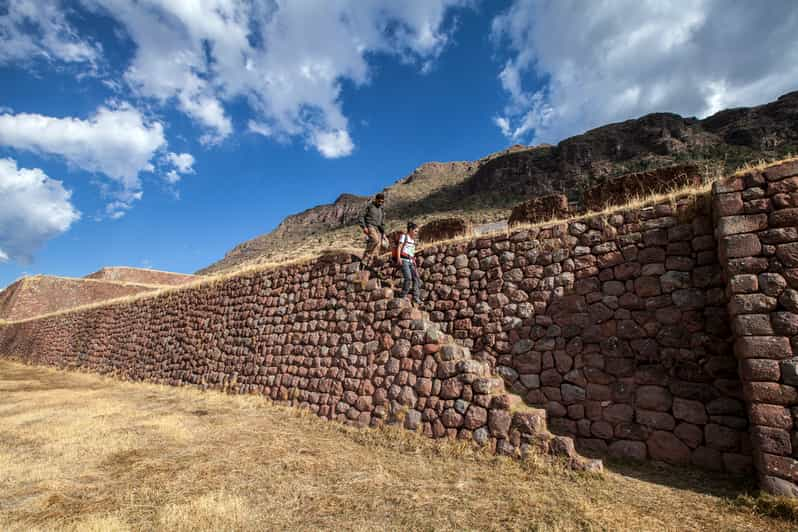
[0,359,791,531]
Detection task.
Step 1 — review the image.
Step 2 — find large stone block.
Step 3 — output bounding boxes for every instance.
[719,234,761,260]
[751,426,792,455]
[731,314,773,336]
[647,430,690,465]
[770,209,798,228]
[715,214,768,236]
[734,336,792,360]
[740,359,781,381]
[672,398,708,425]
[762,453,798,482]
[743,382,798,405]
[749,403,793,429]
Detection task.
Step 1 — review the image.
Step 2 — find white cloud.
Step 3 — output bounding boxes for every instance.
[248,120,273,138]
[162,152,194,185]
[312,129,355,159]
[492,0,798,144]
[77,0,469,156]
[0,0,100,66]
[0,103,166,213]
[0,158,80,263]
[166,152,194,174]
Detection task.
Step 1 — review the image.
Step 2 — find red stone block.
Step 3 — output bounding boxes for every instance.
[751,426,792,455]
[749,403,793,429]
[647,431,690,465]
[734,336,792,360]
[762,453,798,482]
[714,193,744,217]
[745,382,798,405]
[740,358,781,381]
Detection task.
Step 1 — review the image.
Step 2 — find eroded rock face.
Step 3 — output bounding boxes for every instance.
[582,165,701,212]
[508,194,571,226]
[418,218,470,243]
[200,92,798,275]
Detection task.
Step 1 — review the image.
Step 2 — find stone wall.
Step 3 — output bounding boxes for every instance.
[374,195,750,474]
[8,160,798,493]
[712,160,798,496]
[0,254,599,470]
[0,276,156,322]
[84,267,198,286]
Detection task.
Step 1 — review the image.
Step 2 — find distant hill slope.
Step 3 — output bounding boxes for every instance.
[199,91,798,275]
[85,267,198,286]
[0,276,157,321]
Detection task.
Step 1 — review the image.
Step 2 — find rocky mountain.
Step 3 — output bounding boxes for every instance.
[199,91,798,275]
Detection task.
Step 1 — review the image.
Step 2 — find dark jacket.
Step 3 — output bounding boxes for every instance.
[360,202,385,233]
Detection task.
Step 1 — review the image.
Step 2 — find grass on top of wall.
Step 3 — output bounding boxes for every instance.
[2,156,797,326]
[0,359,793,532]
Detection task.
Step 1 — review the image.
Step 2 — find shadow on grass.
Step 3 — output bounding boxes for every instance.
[603,456,757,499]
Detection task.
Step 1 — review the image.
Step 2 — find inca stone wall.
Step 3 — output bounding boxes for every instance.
[5,160,798,495]
[373,195,750,474]
[0,255,599,470]
[712,160,798,497]
[0,276,157,322]
[84,266,198,286]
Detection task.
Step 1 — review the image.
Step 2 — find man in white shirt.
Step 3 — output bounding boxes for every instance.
[396,222,422,305]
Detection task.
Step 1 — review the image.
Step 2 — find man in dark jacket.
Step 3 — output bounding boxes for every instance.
[360,193,387,266]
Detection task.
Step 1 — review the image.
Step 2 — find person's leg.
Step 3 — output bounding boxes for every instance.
[411,264,422,303]
[400,259,412,298]
[363,226,379,261]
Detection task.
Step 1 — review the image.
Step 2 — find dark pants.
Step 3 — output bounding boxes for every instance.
[400,259,422,301]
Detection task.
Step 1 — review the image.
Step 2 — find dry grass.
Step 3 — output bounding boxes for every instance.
[732,154,797,176]
[0,359,791,531]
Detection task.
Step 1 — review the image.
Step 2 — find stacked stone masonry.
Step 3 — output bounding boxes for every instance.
[713,160,798,497]
[0,255,599,471]
[5,160,798,495]
[373,194,751,474]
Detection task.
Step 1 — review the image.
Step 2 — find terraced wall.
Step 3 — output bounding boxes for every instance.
[4,160,798,495]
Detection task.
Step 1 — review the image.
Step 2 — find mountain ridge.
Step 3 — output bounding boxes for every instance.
[199,91,798,275]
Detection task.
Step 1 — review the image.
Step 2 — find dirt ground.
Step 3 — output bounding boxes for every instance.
[0,359,793,531]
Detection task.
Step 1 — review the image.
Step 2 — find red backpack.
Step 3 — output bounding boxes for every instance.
[390,231,405,261]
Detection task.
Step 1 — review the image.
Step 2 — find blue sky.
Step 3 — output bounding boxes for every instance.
[1,1,797,288]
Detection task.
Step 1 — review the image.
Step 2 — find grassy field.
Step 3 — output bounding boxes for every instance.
[0,359,793,531]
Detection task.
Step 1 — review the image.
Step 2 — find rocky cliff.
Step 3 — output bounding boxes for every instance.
[200,91,798,275]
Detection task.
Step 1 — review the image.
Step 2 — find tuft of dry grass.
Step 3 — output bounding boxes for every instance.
[0,359,791,531]
[732,154,797,176]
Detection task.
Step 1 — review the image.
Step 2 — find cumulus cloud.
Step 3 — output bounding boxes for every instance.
[0,0,100,66]
[0,158,80,263]
[164,152,195,184]
[166,152,194,174]
[78,0,468,156]
[492,0,798,144]
[0,103,166,214]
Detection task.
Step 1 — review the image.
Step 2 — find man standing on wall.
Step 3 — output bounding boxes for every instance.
[396,222,423,306]
[360,193,388,273]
